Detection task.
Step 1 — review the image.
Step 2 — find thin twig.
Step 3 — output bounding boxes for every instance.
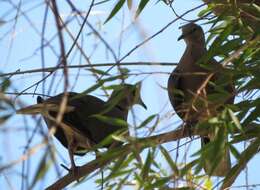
[0,62,178,78]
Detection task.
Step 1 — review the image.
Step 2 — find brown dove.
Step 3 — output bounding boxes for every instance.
[168,23,234,176]
[17,83,147,175]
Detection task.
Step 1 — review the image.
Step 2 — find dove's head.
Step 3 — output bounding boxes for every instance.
[178,23,205,45]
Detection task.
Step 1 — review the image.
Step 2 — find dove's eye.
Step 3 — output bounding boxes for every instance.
[191,27,197,33]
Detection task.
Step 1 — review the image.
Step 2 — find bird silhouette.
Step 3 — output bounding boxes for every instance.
[168,23,234,176]
[17,83,147,174]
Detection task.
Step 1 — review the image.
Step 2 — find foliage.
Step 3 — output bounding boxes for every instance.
[0,76,14,124]
[0,0,259,190]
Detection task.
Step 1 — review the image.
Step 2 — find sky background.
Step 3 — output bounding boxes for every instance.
[0,0,259,189]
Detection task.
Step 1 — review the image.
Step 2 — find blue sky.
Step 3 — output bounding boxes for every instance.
[0,0,259,189]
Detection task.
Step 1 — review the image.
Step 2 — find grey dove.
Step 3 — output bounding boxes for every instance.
[168,23,234,176]
[17,83,147,174]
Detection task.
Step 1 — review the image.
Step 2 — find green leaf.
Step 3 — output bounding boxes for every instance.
[91,115,128,128]
[0,114,12,125]
[218,38,242,55]
[150,176,172,188]
[135,0,149,18]
[127,0,132,9]
[86,68,111,76]
[198,6,212,17]
[115,174,131,190]
[232,125,260,143]
[229,144,241,159]
[105,0,126,23]
[71,75,124,101]
[204,178,213,190]
[242,106,260,127]
[180,160,198,177]
[203,24,234,62]
[29,151,52,189]
[222,138,260,189]
[105,154,134,181]
[141,150,153,180]
[138,114,159,129]
[96,146,127,162]
[194,122,230,175]
[100,169,133,183]
[159,145,179,176]
[119,67,130,75]
[83,81,105,94]
[1,78,11,92]
[100,83,136,114]
[228,109,243,132]
[134,172,143,186]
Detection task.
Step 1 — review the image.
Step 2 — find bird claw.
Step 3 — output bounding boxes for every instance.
[183,124,193,139]
[60,163,80,182]
[71,166,80,182]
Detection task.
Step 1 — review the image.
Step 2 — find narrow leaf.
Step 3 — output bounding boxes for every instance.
[91,115,129,127]
[138,114,158,129]
[221,138,260,189]
[127,0,132,9]
[135,0,149,18]
[105,0,126,23]
[29,151,52,189]
[228,109,243,131]
[159,145,179,175]
[141,150,152,180]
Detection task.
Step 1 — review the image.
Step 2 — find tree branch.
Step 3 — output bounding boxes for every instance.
[45,127,189,190]
[45,122,259,190]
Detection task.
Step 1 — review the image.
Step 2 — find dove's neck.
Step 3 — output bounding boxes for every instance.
[186,41,206,51]
[177,43,207,72]
[185,42,207,61]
